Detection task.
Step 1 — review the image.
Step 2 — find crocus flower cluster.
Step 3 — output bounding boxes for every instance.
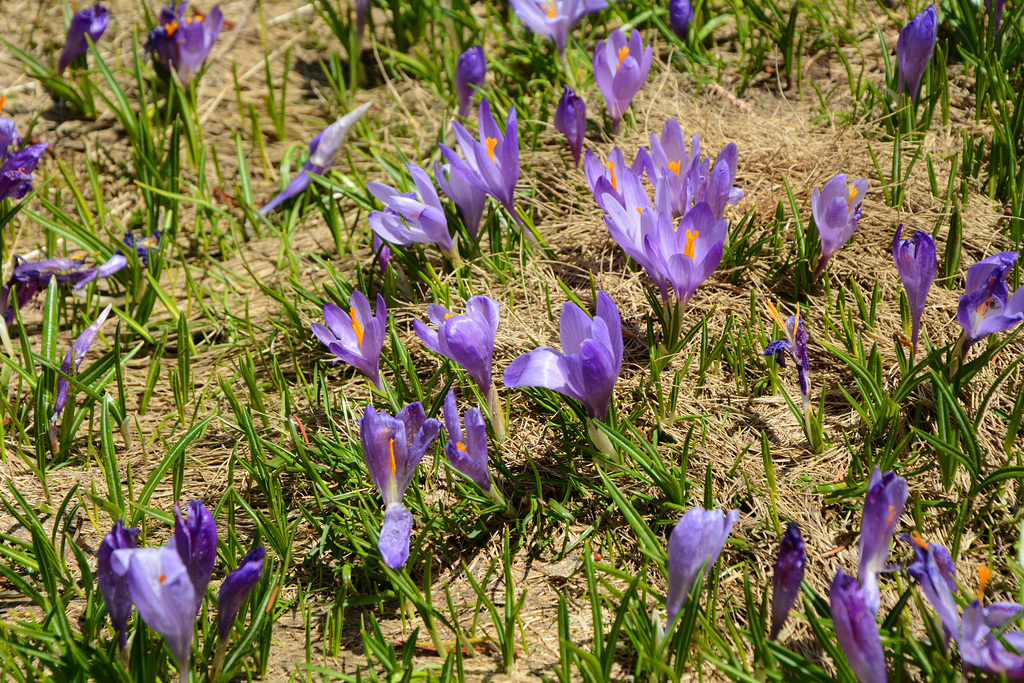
[145,1,224,84]
[508,0,609,55]
[892,224,936,360]
[811,174,869,277]
[455,46,486,118]
[100,501,264,678]
[261,102,372,215]
[58,3,109,73]
[896,5,938,104]
[664,506,739,625]
[312,290,387,389]
[48,304,112,452]
[956,251,1024,355]
[592,28,652,133]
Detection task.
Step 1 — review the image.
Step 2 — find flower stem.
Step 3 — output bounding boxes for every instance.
[559,50,579,91]
[211,638,228,682]
[587,418,622,468]
[486,385,506,442]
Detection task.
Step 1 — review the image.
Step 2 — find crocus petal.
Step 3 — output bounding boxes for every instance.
[770,523,806,640]
[378,503,413,568]
[216,546,265,640]
[830,570,888,683]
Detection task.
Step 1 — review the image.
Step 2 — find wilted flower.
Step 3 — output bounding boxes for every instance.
[216,547,265,641]
[440,99,520,218]
[111,544,196,677]
[665,506,739,625]
[123,229,162,266]
[359,402,441,568]
[442,390,501,504]
[435,161,487,238]
[174,498,218,617]
[49,305,112,452]
[811,174,868,277]
[592,28,652,133]
[956,251,1024,355]
[770,522,806,640]
[368,162,456,260]
[311,290,387,389]
[0,251,126,325]
[504,290,622,422]
[455,46,486,118]
[830,570,888,683]
[896,5,938,103]
[0,143,47,202]
[763,303,811,415]
[554,86,586,167]
[508,0,609,55]
[640,201,728,304]
[892,224,936,360]
[58,4,109,73]
[145,1,224,84]
[858,467,908,617]
[414,295,499,395]
[97,520,139,650]
[261,102,371,215]
[669,0,694,40]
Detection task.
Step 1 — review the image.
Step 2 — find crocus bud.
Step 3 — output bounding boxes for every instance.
[665,506,739,625]
[668,0,693,40]
[216,547,265,640]
[442,390,491,491]
[455,46,487,118]
[769,522,805,640]
[829,570,888,683]
[892,224,936,360]
[554,86,586,167]
[896,5,938,103]
[97,520,140,650]
[58,4,109,73]
[858,467,908,617]
[174,498,218,617]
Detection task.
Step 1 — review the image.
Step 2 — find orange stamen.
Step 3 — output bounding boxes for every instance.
[684,229,699,259]
[764,300,789,331]
[444,312,457,320]
[605,160,617,191]
[544,0,557,17]
[616,46,629,71]
[485,137,498,163]
[456,442,467,452]
[388,437,397,476]
[158,574,167,584]
[668,160,681,176]
[0,96,6,116]
[976,297,993,316]
[978,565,992,602]
[909,532,928,549]
[636,206,642,214]
[885,504,897,526]
[349,307,364,351]
[165,20,178,36]
[847,184,858,206]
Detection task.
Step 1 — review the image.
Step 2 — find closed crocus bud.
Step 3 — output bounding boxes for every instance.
[58,4,109,73]
[892,224,936,360]
[830,570,888,683]
[664,506,740,625]
[896,5,938,104]
[97,520,140,650]
[769,523,806,640]
[174,498,218,617]
[455,46,486,118]
[858,467,908,617]
[668,0,693,40]
[216,547,265,641]
[554,86,586,167]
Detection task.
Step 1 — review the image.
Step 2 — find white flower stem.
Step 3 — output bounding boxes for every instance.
[486,385,506,442]
[587,418,622,468]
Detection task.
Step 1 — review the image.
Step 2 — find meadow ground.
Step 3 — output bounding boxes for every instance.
[0,0,1021,681]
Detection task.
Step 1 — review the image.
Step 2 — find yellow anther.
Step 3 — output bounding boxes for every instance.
[544,0,557,17]
[456,441,467,452]
[605,160,617,191]
[165,20,178,35]
[764,300,789,331]
[909,532,928,549]
[684,229,699,259]
[388,437,397,476]
[485,137,498,163]
[847,184,858,206]
[350,307,364,351]
[616,46,629,71]
[668,160,681,176]
[978,566,992,602]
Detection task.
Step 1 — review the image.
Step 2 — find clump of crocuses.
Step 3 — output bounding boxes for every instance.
[665,506,739,625]
[508,0,609,55]
[359,402,441,568]
[770,522,805,640]
[592,28,652,133]
[811,174,868,277]
[956,251,1024,356]
[896,5,938,104]
[57,3,109,73]
[145,1,224,84]
[892,224,936,361]
[311,290,387,389]
[261,102,371,215]
[554,86,586,167]
[455,46,486,117]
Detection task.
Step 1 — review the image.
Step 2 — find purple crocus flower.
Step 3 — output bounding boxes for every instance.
[58,4,109,73]
[359,402,441,568]
[858,467,908,617]
[372,234,391,273]
[435,161,487,238]
[641,201,728,303]
[0,143,47,202]
[311,290,387,388]
[145,1,224,84]
[368,162,455,258]
[902,533,959,642]
[584,146,644,212]
[770,522,806,641]
[173,498,218,617]
[440,99,520,217]
[71,251,129,291]
[111,543,196,676]
[956,251,1024,354]
[123,229,162,266]
[261,102,372,215]
[0,256,88,324]
[896,5,938,104]
[455,46,486,118]
[665,506,740,625]
[763,303,811,415]
[811,174,869,278]
[554,86,586,167]
[355,0,370,38]
[600,162,665,293]
[97,520,139,650]
[508,0,609,55]
[892,224,936,360]
[830,569,888,683]
[442,390,491,493]
[987,0,1005,35]
[414,295,499,395]
[0,107,22,163]
[592,28,653,133]
[49,305,112,452]
[503,290,623,422]
[216,546,265,640]
[669,0,694,40]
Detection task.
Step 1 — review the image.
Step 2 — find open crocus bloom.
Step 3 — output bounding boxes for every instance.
[414,295,499,394]
[857,467,908,617]
[508,0,609,55]
[811,174,869,277]
[584,146,643,212]
[312,290,387,388]
[145,1,224,83]
[0,143,47,201]
[641,201,727,304]
[440,99,520,217]
[592,28,652,132]
[956,251,1024,354]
